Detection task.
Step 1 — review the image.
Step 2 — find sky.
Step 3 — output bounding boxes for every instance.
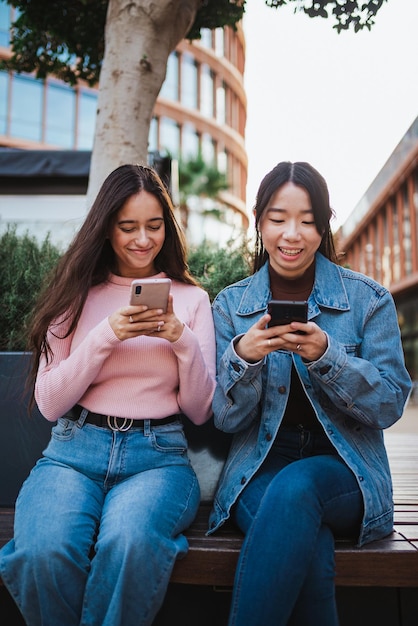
[242,0,418,230]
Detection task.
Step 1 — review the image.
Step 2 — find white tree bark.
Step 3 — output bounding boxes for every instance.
[86,0,201,207]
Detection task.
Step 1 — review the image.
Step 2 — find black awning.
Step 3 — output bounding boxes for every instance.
[0,149,91,178]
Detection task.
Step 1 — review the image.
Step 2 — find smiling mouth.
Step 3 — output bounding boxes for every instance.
[279,247,303,256]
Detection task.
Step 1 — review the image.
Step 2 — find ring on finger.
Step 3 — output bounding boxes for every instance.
[129,315,134,323]
[296,343,302,351]
[268,338,271,347]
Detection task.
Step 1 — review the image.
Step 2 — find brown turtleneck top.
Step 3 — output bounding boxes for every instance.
[268,262,320,430]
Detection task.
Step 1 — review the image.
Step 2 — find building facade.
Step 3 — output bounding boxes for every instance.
[337,116,418,392]
[0,1,248,247]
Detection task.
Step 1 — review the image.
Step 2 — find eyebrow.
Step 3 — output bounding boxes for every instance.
[117,217,164,225]
[266,207,313,215]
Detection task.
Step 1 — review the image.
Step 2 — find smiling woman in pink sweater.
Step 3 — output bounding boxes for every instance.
[0,164,216,626]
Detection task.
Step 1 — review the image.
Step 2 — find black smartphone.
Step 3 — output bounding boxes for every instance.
[267,300,308,329]
[129,278,171,312]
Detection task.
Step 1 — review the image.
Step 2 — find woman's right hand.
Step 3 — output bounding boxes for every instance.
[108,305,165,341]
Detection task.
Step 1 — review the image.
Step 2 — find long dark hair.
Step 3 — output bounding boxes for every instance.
[253,161,338,272]
[27,163,197,399]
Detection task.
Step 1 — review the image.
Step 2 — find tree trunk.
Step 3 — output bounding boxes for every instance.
[86,0,201,207]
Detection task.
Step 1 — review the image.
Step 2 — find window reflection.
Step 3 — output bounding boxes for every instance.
[45,82,75,147]
[182,122,199,159]
[149,117,158,153]
[77,90,97,149]
[402,183,412,275]
[199,28,212,49]
[0,1,10,47]
[0,71,7,134]
[160,52,179,101]
[181,53,197,109]
[200,64,214,118]
[10,74,43,142]
[160,117,180,157]
[202,133,215,164]
[216,84,226,125]
[215,28,224,57]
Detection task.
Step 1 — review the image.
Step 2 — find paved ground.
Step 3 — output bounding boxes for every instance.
[388,400,418,434]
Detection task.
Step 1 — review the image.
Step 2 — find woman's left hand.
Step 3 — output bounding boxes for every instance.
[127,294,183,343]
[146,294,184,343]
[271,319,328,362]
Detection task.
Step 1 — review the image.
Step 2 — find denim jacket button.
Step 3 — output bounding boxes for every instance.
[278,386,286,394]
[240,476,247,485]
[319,365,332,375]
[266,433,272,441]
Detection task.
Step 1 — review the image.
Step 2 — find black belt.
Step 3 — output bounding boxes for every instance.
[66,405,182,432]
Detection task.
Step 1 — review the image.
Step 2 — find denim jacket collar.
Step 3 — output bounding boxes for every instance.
[237,252,350,319]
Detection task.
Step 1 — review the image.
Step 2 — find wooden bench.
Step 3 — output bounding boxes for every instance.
[1,431,418,590]
[168,431,418,589]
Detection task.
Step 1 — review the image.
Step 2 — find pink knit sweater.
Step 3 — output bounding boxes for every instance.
[35,273,216,425]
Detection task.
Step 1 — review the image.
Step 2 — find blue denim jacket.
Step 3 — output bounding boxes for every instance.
[208,253,412,546]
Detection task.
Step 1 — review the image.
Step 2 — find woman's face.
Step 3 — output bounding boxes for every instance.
[109,190,165,278]
[259,182,322,279]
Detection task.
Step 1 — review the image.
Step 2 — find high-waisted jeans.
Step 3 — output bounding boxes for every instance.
[0,413,200,626]
[229,425,364,626]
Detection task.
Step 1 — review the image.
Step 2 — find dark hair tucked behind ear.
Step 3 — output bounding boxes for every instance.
[253,161,338,272]
[27,164,197,406]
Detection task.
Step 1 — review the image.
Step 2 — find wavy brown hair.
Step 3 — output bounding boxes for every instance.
[252,161,338,273]
[27,163,197,404]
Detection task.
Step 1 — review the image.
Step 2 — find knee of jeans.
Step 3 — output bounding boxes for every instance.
[269,469,315,505]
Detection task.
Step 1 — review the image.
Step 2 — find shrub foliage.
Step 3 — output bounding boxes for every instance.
[0,227,62,351]
[188,240,253,302]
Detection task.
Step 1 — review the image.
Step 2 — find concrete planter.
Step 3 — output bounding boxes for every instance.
[0,352,52,506]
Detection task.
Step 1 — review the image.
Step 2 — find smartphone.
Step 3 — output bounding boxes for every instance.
[267,300,308,330]
[129,278,171,312]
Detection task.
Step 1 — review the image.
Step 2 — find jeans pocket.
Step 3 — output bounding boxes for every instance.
[51,416,78,441]
[151,422,188,454]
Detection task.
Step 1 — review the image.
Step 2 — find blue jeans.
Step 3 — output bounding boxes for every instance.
[229,426,364,626]
[0,414,200,626]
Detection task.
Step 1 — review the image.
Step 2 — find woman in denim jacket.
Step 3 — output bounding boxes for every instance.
[209,161,411,626]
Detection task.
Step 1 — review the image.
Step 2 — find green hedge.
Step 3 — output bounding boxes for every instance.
[0,226,62,351]
[188,240,252,302]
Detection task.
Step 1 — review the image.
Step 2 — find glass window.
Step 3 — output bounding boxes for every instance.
[215,28,224,58]
[160,117,180,157]
[374,220,381,283]
[182,122,199,159]
[382,205,391,287]
[0,0,10,47]
[0,70,8,134]
[403,183,412,275]
[200,64,214,118]
[148,116,158,153]
[414,171,418,256]
[160,52,179,101]
[10,74,43,142]
[216,83,226,125]
[45,81,75,148]
[199,28,212,49]
[217,150,227,174]
[392,199,401,282]
[181,53,198,110]
[77,89,97,149]
[201,132,215,164]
